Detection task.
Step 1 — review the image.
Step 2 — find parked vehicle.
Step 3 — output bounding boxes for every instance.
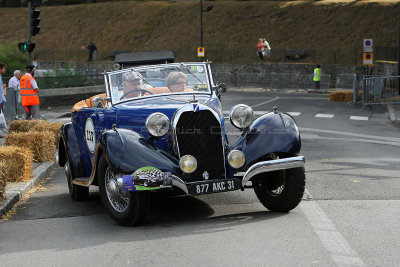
[57,62,306,226]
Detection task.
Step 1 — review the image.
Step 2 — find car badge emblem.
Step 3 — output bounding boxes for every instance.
[203,171,209,180]
[193,103,200,112]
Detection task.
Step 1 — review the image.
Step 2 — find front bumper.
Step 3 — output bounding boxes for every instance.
[168,155,305,195]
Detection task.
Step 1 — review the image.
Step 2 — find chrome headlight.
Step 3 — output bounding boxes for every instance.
[227,150,245,169]
[229,104,254,129]
[179,155,197,174]
[145,112,170,137]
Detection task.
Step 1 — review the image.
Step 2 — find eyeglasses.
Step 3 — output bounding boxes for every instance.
[173,81,187,86]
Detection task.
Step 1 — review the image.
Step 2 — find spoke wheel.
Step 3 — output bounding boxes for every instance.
[98,154,150,226]
[105,168,129,213]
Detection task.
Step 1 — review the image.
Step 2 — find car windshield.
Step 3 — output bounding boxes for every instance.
[107,63,211,104]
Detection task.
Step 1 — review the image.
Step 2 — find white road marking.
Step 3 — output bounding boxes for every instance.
[302,188,313,200]
[299,127,400,142]
[350,116,369,121]
[301,201,365,266]
[315,113,335,118]
[250,97,280,108]
[287,112,301,116]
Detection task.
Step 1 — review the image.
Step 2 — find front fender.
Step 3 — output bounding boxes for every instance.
[231,112,301,169]
[99,128,180,174]
[58,122,87,179]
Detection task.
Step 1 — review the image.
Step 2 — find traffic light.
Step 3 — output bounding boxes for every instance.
[30,6,40,36]
[18,42,35,53]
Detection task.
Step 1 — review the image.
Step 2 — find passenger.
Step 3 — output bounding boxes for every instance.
[121,71,143,98]
[166,71,193,93]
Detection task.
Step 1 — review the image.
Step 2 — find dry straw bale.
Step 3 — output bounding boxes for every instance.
[8,120,64,146]
[5,131,56,162]
[0,146,33,182]
[0,161,6,201]
[8,120,38,133]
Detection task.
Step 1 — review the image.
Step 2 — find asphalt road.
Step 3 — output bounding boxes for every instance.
[1,91,400,266]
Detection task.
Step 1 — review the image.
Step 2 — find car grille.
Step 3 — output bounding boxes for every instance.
[176,110,225,182]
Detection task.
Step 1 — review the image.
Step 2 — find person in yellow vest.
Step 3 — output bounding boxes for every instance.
[313,64,321,89]
[20,65,40,120]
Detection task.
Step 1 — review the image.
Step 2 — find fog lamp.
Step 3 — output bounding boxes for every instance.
[179,155,197,174]
[228,150,245,169]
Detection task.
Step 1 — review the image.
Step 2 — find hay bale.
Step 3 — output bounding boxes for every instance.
[0,161,6,201]
[5,130,56,162]
[8,120,64,146]
[0,146,33,182]
[8,120,38,133]
[32,121,64,145]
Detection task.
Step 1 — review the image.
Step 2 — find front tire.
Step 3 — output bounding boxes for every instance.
[253,167,305,212]
[66,160,89,201]
[98,154,149,226]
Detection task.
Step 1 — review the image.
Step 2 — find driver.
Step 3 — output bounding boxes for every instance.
[121,71,144,98]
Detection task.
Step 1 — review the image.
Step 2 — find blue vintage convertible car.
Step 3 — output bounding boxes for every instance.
[57,62,305,226]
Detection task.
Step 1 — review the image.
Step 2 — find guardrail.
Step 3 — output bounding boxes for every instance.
[361,76,400,108]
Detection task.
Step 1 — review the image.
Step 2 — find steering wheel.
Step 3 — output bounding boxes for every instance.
[120,89,154,100]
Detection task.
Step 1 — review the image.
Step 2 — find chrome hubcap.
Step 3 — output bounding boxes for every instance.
[105,168,129,212]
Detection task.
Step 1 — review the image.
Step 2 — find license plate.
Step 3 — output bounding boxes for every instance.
[188,178,241,195]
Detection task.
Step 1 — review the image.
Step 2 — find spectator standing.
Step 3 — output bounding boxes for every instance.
[20,65,40,120]
[313,64,321,89]
[256,38,264,60]
[8,70,21,117]
[262,38,271,58]
[0,62,6,137]
[82,42,98,61]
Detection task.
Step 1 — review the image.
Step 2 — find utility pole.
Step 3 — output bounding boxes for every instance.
[200,0,203,47]
[28,1,32,64]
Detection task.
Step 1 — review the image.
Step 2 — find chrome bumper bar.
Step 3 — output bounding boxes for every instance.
[241,155,305,188]
[116,156,304,194]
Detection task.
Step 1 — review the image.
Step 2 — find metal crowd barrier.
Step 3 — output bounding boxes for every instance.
[361,76,400,108]
[268,72,300,91]
[304,74,331,92]
[3,88,26,123]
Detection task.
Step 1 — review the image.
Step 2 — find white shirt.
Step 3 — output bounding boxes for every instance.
[23,73,39,90]
[8,76,20,92]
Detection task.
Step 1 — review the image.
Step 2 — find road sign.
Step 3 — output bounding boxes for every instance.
[197,47,205,57]
[363,38,373,53]
[363,52,373,65]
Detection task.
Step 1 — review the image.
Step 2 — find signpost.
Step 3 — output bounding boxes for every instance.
[197,47,205,57]
[363,38,373,65]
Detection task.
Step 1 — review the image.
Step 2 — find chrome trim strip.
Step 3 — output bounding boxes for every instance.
[241,156,305,188]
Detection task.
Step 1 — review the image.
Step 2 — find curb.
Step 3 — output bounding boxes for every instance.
[0,161,57,216]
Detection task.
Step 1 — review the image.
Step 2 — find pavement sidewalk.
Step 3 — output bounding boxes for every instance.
[0,106,71,216]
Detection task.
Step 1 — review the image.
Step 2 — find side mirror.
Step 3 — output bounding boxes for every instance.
[92,96,105,109]
[218,83,227,93]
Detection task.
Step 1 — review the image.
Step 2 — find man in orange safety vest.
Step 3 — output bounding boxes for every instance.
[20,64,40,120]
